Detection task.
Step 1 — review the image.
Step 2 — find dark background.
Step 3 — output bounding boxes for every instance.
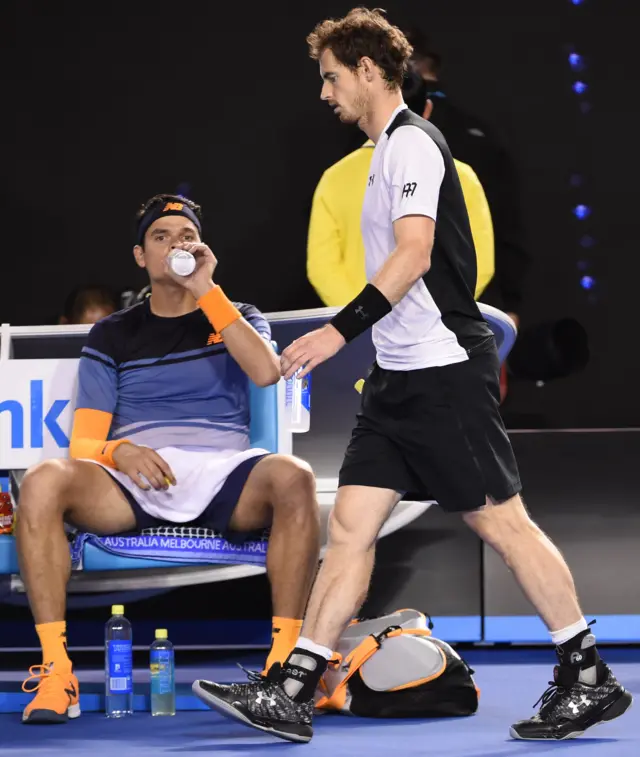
[3,0,638,425]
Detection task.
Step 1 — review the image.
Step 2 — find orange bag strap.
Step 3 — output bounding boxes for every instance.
[316,624,432,710]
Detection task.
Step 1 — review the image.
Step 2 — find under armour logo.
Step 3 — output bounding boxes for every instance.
[568,695,592,715]
[355,305,367,320]
[255,691,276,706]
[368,174,375,186]
[402,182,417,198]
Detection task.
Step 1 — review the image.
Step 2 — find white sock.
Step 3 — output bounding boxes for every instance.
[294,636,333,661]
[550,617,588,646]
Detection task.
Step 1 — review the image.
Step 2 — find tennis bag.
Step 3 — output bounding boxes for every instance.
[314,609,479,718]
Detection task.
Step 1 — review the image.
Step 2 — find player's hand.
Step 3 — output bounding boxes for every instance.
[280,324,346,380]
[164,242,218,298]
[112,443,177,491]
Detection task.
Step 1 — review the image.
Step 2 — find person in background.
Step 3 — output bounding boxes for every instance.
[307,80,494,307]
[404,27,530,330]
[59,285,119,325]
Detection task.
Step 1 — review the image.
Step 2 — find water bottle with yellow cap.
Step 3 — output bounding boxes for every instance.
[150,628,175,716]
[105,604,133,717]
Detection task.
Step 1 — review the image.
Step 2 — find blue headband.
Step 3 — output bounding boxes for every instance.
[137,200,202,245]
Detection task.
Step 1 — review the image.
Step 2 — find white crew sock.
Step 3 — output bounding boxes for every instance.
[549,617,588,646]
[294,636,334,661]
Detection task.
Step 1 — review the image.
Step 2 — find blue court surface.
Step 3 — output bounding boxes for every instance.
[1,649,638,756]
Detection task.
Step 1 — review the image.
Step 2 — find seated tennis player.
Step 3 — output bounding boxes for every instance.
[15,194,321,724]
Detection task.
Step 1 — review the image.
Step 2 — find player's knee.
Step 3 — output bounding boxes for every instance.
[19,459,75,522]
[462,493,540,551]
[327,507,373,552]
[269,456,318,521]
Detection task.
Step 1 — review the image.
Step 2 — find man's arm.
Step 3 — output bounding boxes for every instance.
[69,324,129,467]
[307,177,360,306]
[280,127,442,379]
[454,159,495,299]
[368,126,442,302]
[370,214,434,304]
[196,285,280,387]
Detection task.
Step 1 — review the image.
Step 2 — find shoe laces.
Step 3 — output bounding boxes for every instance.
[228,663,274,695]
[533,681,564,712]
[22,663,55,694]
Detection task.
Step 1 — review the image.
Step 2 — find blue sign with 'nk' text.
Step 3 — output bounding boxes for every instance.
[0,380,70,449]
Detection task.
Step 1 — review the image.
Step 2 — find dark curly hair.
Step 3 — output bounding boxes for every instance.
[307,7,413,88]
[134,193,202,223]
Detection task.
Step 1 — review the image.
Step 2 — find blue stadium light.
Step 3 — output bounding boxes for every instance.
[569,53,584,70]
[580,275,595,290]
[573,204,591,219]
[570,0,584,5]
[580,235,595,247]
[573,81,588,94]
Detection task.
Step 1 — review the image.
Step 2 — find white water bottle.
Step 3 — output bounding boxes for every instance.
[285,373,311,432]
[168,249,196,276]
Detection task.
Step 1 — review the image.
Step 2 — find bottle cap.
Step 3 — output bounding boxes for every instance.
[155,629,168,640]
[112,604,124,615]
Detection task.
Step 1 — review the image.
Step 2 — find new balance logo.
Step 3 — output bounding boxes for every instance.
[65,683,77,701]
[207,332,223,346]
[402,182,417,197]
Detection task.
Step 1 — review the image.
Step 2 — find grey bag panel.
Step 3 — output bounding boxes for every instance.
[360,635,446,692]
[318,611,431,708]
[337,609,427,652]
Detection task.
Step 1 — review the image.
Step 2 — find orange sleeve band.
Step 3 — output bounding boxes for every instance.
[69,408,131,468]
[197,285,242,334]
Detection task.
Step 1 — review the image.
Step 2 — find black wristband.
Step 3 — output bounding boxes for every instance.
[330,284,392,343]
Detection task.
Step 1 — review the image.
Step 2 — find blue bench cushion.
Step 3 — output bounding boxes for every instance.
[81,529,268,571]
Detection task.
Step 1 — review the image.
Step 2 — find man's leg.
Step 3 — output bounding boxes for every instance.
[17,459,137,625]
[463,493,632,739]
[16,458,137,723]
[300,485,401,648]
[225,454,321,669]
[276,485,401,701]
[192,482,399,743]
[462,494,582,633]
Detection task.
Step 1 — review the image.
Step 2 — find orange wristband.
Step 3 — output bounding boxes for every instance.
[197,286,242,334]
[103,439,132,467]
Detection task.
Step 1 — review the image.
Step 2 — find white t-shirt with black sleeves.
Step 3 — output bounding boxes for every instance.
[361,103,491,371]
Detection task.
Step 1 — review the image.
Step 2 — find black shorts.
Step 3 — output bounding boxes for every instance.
[110,453,271,543]
[339,339,521,513]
